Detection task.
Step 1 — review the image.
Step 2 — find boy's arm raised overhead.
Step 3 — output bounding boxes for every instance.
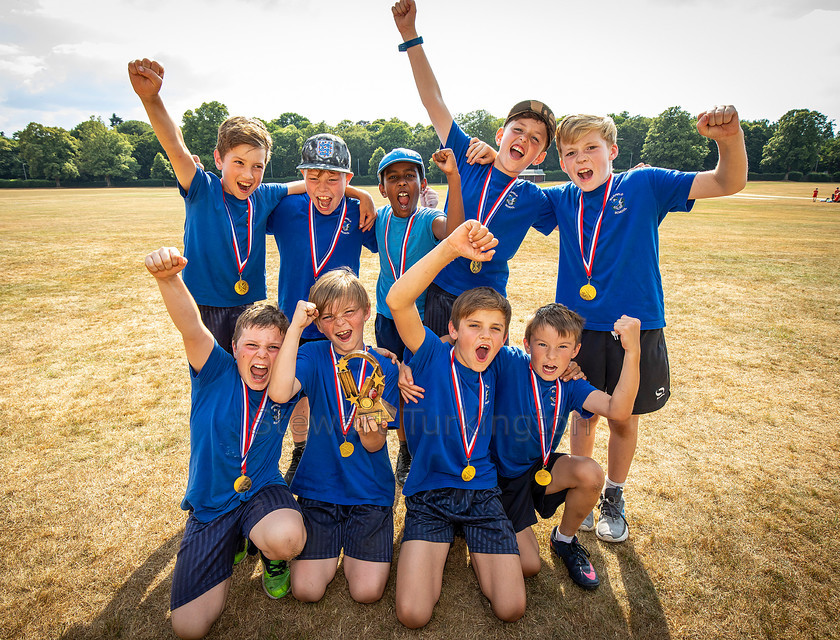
[687,105,748,200]
[392,0,454,143]
[581,315,641,421]
[128,58,197,192]
[145,247,214,372]
[430,149,465,240]
[387,220,497,354]
[267,300,313,404]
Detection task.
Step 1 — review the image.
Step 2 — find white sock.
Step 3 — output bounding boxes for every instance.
[552,529,574,544]
[605,476,626,491]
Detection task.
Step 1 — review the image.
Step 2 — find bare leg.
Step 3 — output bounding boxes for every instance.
[569,410,599,458]
[470,552,526,622]
[395,540,450,628]
[248,508,306,561]
[515,527,541,578]
[290,557,338,602]
[548,455,605,536]
[605,415,639,484]
[170,579,230,640]
[344,557,391,603]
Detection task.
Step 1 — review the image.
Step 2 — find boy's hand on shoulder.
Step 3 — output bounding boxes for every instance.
[696,105,742,141]
[399,362,425,403]
[432,148,458,176]
[127,58,164,100]
[613,315,641,353]
[446,220,498,263]
[392,0,418,38]
[357,190,376,231]
[145,247,186,279]
[561,360,586,382]
[466,138,497,165]
[419,184,439,208]
[372,346,399,365]
[292,300,319,332]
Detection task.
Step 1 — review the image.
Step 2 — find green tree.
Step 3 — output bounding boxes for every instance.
[150,152,174,184]
[610,111,651,171]
[412,124,439,167]
[369,147,386,177]
[182,101,229,173]
[273,112,311,129]
[0,134,25,179]
[17,122,79,186]
[740,119,774,174]
[455,109,503,145]
[761,109,834,176]
[116,119,153,137]
[109,113,124,128]
[129,131,165,179]
[373,119,414,156]
[641,106,708,171]
[266,124,303,179]
[341,125,374,176]
[73,116,138,186]
[819,135,840,175]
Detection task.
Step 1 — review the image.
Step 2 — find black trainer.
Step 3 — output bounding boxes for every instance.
[395,446,412,485]
[550,528,600,591]
[284,443,304,485]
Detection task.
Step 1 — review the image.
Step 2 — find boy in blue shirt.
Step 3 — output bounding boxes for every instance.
[374,146,464,484]
[267,133,379,483]
[386,220,525,628]
[268,268,400,605]
[391,0,557,335]
[128,59,374,354]
[491,303,640,591]
[144,246,306,639]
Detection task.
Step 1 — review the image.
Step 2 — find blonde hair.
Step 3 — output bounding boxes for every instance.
[524,303,585,345]
[451,287,511,333]
[308,267,369,316]
[556,114,617,149]
[216,116,272,162]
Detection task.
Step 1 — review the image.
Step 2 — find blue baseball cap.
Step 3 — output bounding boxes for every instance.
[377,148,425,183]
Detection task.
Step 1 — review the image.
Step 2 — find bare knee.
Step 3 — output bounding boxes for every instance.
[171,611,214,640]
[578,457,605,490]
[397,603,433,629]
[349,580,386,604]
[261,528,306,561]
[492,594,526,623]
[291,582,327,603]
[521,554,541,578]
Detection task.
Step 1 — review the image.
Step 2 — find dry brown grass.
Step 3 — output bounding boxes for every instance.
[0,181,838,640]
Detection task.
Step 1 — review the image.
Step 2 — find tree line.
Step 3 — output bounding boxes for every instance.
[1,105,838,187]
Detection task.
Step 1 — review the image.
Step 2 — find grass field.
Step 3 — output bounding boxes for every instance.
[0,181,838,640]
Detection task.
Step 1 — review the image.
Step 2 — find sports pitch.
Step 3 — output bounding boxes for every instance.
[0,182,838,639]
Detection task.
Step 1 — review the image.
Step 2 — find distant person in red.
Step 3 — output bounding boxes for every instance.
[833,188,840,202]
[813,188,819,202]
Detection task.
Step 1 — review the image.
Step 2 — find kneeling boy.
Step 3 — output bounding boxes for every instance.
[145,247,306,640]
[491,304,640,590]
[268,268,400,604]
[387,220,524,628]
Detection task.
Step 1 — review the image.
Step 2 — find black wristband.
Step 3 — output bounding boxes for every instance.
[398,36,424,52]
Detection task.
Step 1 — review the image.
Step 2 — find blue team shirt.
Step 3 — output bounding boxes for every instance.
[374,205,443,320]
[179,166,288,306]
[184,343,297,523]
[432,122,555,297]
[401,327,496,496]
[544,168,696,330]
[267,194,378,340]
[490,346,596,479]
[291,342,399,506]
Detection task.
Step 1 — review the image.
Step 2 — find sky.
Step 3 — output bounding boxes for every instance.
[1,0,839,137]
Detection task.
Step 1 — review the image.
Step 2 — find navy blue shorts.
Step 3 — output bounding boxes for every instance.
[576,328,670,415]
[498,452,568,533]
[422,283,457,337]
[296,497,394,562]
[402,487,519,555]
[170,483,301,610]
[375,313,407,360]
[197,303,250,355]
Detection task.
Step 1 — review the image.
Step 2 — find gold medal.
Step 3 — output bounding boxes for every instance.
[234,474,252,493]
[534,468,552,486]
[579,283,597,300]
[470,260,482,274]
[340,441,354,457]
[234,278,249,295]
[461,465,476,482]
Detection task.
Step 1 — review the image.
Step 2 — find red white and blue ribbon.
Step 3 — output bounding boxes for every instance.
[239,380,269,475]
[477,167,516,227]
[331,344,368,437]
[385,211,417,280]
[529,370,562,468]
[309,198,347,278]
[450,348,485,464]
[221,193,254,279]
[576,174,613,281]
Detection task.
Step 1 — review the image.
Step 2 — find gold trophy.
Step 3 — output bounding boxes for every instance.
[336,351,397,424]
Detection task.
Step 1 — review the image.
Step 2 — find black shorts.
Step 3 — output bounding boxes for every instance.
[402,487,519,555]
[296,497,394,562]
[498,452,568,533]
[576,328,670,415]
[422,283,457,337]
[375,313,407,360]
[197,303,251,355]
[170,484,301,610]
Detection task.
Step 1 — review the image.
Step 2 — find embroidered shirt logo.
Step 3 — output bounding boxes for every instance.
[611,194,626,215]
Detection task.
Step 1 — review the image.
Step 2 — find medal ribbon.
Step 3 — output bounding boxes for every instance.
[221,193,254,279]
[477,167,517,227]
[331,345,368,437]
[450,348,485,463]
[239,380,269,475]
[309,198,348,278]
[529,370,562,468]
[385,210,417,280]
[576,174,613,280]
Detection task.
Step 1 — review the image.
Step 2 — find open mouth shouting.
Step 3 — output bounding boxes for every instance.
[236,180,253,195]
[396,190,411,210]
[334,328,353,344]
[509,144,525,161]
[250,363,269,385]
[475,342,492,363]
